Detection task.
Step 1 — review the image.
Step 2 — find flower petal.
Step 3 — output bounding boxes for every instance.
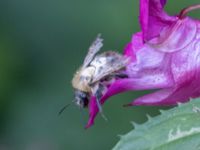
[86,1,200,128]
[86,72,174,128]
[132,68,200,106]
[148,18,197,53]
[85,96,97,128]
[124,32,143,61]
[132,88,176,106]
[139,0,175,41]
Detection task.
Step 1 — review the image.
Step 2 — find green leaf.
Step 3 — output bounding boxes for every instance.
[113,99,200,150]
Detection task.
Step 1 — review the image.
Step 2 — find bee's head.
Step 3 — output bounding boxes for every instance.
[74,90,89,108]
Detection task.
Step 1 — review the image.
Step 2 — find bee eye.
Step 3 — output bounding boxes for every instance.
[74,90,89,108]
[83,99,89,107]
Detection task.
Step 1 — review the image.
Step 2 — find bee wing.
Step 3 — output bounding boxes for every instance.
[82,34,103,68]
[91,52,129,84]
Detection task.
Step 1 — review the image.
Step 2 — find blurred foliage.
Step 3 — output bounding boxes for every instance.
[0,0,199,150]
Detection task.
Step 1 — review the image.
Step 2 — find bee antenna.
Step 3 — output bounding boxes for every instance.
[58,103,71,116]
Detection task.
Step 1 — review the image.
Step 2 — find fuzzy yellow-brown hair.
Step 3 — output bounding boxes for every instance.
[72,68,91,92]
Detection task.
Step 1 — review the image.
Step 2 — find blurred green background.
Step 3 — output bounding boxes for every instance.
[0,0,199,150]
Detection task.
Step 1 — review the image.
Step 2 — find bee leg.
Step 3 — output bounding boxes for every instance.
[113,73,128,79]
[93,84,108,121]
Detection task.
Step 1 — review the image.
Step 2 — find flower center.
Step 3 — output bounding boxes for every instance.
[179,4,200,19]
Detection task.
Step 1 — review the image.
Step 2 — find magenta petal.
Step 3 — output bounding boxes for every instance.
[85,96,97,128]
[131,88,178,106]
[85,1,200,128]
[139,0,176,41]
[86,73,174,127]
[160,0,167,6]
[132,85,200,106]
[148,18,197,53]
[132,88,176,106]
[124,32,143,60]
[132,68,200,106]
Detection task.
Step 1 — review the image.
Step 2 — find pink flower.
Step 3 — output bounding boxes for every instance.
[86,0,200,128]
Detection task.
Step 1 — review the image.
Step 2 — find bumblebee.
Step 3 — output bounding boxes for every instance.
[72,35,129,116]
